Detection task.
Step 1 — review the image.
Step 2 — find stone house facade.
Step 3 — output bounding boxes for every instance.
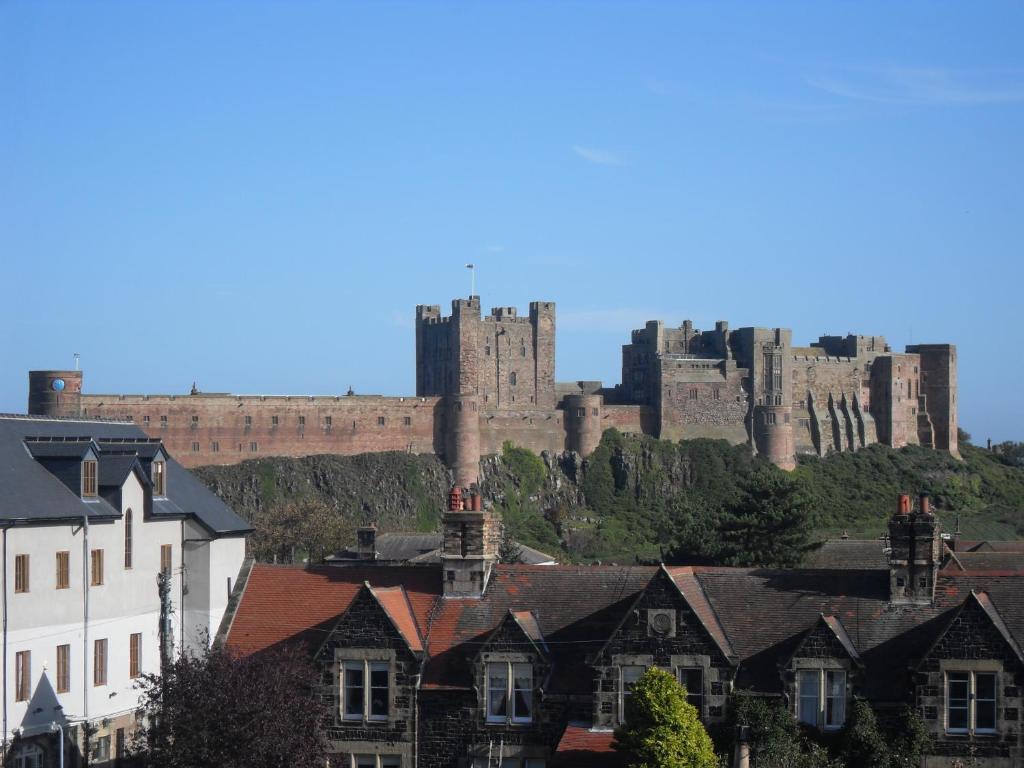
[223,490,1023,768]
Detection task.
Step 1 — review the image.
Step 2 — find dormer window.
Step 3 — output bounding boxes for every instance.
[342,660,389,721]
[797,669,846,730]
[486,662,533,724]
[152,460,166,496]
[82,459,98,497]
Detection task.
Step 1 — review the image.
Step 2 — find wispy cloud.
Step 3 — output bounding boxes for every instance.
[807,66,1024,106]
[572,145,625,166]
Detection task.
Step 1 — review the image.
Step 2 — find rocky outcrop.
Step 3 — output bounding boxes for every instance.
[193,451,453,531]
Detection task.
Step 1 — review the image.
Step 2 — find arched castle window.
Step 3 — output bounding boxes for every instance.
[509,372,517,386]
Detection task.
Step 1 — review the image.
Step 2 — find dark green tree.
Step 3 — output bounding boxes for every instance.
[840,699,889,768]
[887,706,931,768]
[131,643,327,768]
[498,529,524,563]
[726,695,839,768]
[716,469,815,567]
[613,667,717,768]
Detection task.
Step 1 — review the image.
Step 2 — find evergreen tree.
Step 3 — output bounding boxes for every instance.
[840,699,889,768]
[716,469,814,567]
[613,667,717,768]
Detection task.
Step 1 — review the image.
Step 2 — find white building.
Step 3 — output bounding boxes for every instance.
[0,415,250,767]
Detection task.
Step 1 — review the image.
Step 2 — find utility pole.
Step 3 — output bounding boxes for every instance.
[158,571,173,673]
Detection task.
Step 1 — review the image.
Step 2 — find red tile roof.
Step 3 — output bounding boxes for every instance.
[225,564,440,657]
[370,584,425,653]
[552,724,624,768]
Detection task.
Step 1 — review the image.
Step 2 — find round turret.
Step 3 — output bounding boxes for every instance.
[447,394,481,488]
[565,394,603,456]
[28,370,83,418]
[752,404,795,470]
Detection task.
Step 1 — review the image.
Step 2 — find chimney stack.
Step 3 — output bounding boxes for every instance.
[356,524,378,561]
[919,493,932,517]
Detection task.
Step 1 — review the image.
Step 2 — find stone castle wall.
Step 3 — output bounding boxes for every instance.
[78,393,445,468]
[29,298,958,477]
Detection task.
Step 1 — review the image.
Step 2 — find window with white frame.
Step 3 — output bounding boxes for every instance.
[486,662,533,724]
[13,745,43,768]
[946,671,997,734]
[677,667,704,717]
[352,756,401,768]
[796,669,846,730]
[620,665,646,722]
[342,660,389,721]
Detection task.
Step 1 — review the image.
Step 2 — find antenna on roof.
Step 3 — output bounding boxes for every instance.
[74,353,80,371]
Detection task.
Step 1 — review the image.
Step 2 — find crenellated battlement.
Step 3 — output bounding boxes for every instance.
[29,297,957,478]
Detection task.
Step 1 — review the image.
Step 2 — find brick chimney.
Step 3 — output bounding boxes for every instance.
[440,486,499,598]
[356,524,377,561]
[887,493,940,605]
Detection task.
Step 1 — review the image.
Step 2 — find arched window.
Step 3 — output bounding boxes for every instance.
[124,509,133,569]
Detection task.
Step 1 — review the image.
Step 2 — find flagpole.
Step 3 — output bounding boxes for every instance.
[466,263,475,297]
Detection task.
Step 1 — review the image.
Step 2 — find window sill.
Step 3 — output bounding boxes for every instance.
[943,730,998,738]
[485,720,533,727]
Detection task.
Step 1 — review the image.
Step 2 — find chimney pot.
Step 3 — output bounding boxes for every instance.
[919,493,931,517]
[897,493,911,516]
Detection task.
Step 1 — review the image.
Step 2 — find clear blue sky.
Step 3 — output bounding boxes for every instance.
[2,2,1022,443]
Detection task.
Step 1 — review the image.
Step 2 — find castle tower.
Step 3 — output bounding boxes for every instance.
[565,394,603,455]
[907,344,959,458]
[440,486,500,598]
[28,370,83,418]
[447,394,481,488]
[887,493,941,605]
[741,328,796,470]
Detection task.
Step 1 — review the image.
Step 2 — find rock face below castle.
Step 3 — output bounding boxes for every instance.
[28,297,958,481]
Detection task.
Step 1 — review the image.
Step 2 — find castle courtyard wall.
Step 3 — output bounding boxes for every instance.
[81,394,445,468]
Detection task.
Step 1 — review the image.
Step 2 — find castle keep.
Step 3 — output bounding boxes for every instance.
[28,297,958,479]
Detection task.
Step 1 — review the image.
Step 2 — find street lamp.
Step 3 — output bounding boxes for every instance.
[49,722,64,768]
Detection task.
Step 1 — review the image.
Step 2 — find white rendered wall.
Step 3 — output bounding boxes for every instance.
[181,522,246,653]
[2,474,181,741]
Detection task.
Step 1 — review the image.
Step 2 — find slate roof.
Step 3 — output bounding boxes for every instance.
[0,415,250,534]
[942,549,1024,573]
[332,532,558,565]
[98,455,144,488]
[802,539,889,570]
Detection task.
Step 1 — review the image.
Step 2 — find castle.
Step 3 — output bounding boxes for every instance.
[28,296,958,482]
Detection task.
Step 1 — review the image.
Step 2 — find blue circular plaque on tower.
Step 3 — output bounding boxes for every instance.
[52,378,66,392]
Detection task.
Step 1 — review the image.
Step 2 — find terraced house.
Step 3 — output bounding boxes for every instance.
[224,489,1024,768]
